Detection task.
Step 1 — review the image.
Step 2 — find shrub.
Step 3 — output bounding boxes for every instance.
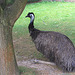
[27,0,40,3]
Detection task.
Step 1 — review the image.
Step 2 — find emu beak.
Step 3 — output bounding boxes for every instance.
[25,16,28,18]
[25,15,29,18]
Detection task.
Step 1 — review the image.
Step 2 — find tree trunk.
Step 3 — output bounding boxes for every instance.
[0,0,27,74]
[0,6,20,75]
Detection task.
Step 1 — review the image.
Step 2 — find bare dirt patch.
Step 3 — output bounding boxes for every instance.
[17,58,75,75]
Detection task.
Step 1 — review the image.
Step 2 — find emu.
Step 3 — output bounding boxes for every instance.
[26,12,75,72]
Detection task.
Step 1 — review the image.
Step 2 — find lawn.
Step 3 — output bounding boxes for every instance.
[14,1,75,44]
[13,1,75,75]
[13,1,75,74]
[13,1,75,60]
[19,66,37,75]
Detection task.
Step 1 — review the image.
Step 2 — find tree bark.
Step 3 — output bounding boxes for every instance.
[0,0,27,75]
[0,6,19,75]
[4,0,27,27]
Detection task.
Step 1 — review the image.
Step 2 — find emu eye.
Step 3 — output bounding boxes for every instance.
[30,14,34,17]
[30,14,32,17]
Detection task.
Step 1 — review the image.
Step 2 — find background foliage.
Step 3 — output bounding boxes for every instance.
[27,0,40,3]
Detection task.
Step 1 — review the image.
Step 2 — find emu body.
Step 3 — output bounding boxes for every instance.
[26,12,75,72]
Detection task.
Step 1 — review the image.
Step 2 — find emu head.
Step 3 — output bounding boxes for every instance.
[26,12,35,18]
[26,12,35,23]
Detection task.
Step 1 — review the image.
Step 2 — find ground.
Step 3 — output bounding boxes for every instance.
[13,37,75,75]
[17,58,75,75]
[13,1,75,75]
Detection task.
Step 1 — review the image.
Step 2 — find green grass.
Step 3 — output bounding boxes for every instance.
[14,1,75,44]
[19,66,37,75]
[13,1,75,60]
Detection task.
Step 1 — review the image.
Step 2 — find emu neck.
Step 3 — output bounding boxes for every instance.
[28,17,34,31]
